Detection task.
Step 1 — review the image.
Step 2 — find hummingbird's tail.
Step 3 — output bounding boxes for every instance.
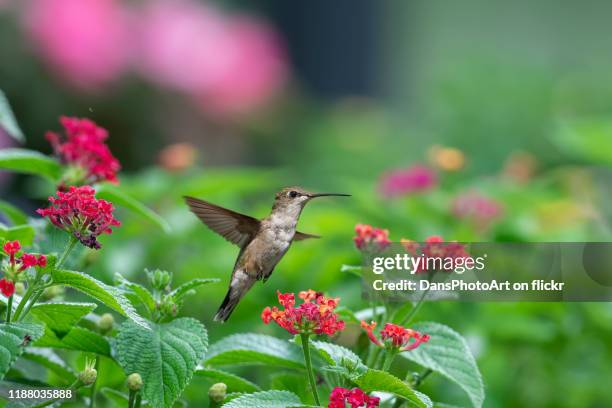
[214,270,255,322]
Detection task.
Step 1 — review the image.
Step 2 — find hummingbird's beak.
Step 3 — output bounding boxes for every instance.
[307,193,351,198]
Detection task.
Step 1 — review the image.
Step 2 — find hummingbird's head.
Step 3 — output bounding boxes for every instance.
[273,187,351,213]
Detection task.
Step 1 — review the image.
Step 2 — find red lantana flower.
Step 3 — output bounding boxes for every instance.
[37,186,120,249]
[328,387,380,408]
[46,116,120,184]
[354,224,391,251]
[261,289,345,336]
[1,240,47,297]
[361,321,430,352]
[0,279,15,297]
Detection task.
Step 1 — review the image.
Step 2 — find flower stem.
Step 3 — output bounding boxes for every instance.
[12,282,36,322]
[88,358,100,408]
[401,274,433,326]
[5,295,13,323]
[413,368,433,388]
[57,236,78,269]
[381,350,397,372]
[17,288,44,322]
[300,333,321,406]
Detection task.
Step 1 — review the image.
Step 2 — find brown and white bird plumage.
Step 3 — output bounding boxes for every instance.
[185,187,349,322]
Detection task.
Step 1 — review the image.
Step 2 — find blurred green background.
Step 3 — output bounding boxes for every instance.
[2,0,612,407]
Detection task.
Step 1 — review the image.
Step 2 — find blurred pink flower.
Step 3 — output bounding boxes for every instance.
[194,15,288,116]
[452,192,503,228]
[23,0,129,90]
[379,165,438,197]
[136,0,288,117]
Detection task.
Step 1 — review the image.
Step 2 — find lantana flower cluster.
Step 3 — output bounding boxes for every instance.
[361,321,430,352]
[46,116,120,184]
[1,240,46,297]
[37,185,120,249]
[328,387,380,408]
[354,224,391,251]
[261,289,345,336]
[400,235,470,273]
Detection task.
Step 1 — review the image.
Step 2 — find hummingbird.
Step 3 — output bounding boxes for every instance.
[184,187,350,322]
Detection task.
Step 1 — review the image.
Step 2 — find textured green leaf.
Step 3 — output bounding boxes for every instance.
[400,322,484,408]
[22,348,77,383]
[96,184,171,233]
[50,269,148,329]
[206,333,304,369]
[30,302,97,337]
[0,90,24,142]
[311,340,366,375]
[0,225,36,246]
[221,390,303,408]
[0,200,28,226]
[35,326,110,356]
[0,323,45,380]
[0,148,61,181]
[195,368,261,393]
[170,278,220,301]
[353,369,432,408]
[115,318,208,408]
[115,273,156,313]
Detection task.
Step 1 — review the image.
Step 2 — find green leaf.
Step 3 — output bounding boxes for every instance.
[0,225,36,246]
[0,90,24,142]
[50,269,149,329]
[115,273,156,314]
[170,278,220,301]
[0,200,28,226]
[221,390,304,408]
[195,368,261,393]
[0,323,45,380]
[95,184,171,233]
[0,148,61,181]
[310,340,366,375]
[115,318,208,408]
[205,333,304,369]
[352,369,432,408]
[30,302,97,338]
[400,322,484,408]
[35,326,110,356]
[22,348,77,383]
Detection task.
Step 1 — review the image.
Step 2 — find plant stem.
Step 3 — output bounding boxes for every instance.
[413,368,433,388]
[401,274,433,326]
[128,389,135,408]
[300,333,321,406]
[57,236,78,269]
[5,295,13,323]
[134,394,142,408]
[12,281,36,321]
[89,358,100,408]
[17,289,44,322]
[381,350,397,372]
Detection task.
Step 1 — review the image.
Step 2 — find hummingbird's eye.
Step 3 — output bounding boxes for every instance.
[288,190,299,198]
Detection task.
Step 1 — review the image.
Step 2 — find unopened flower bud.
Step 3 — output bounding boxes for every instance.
[14,282,25,295]
[79,367,97,385]
[149,269,172,291]
[97,313,114,333]
[127,373,143,391]
[208,383,227,404]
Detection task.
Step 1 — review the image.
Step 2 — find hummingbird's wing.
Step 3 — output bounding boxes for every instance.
[184,196,260,248]
[294,231,321,241]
